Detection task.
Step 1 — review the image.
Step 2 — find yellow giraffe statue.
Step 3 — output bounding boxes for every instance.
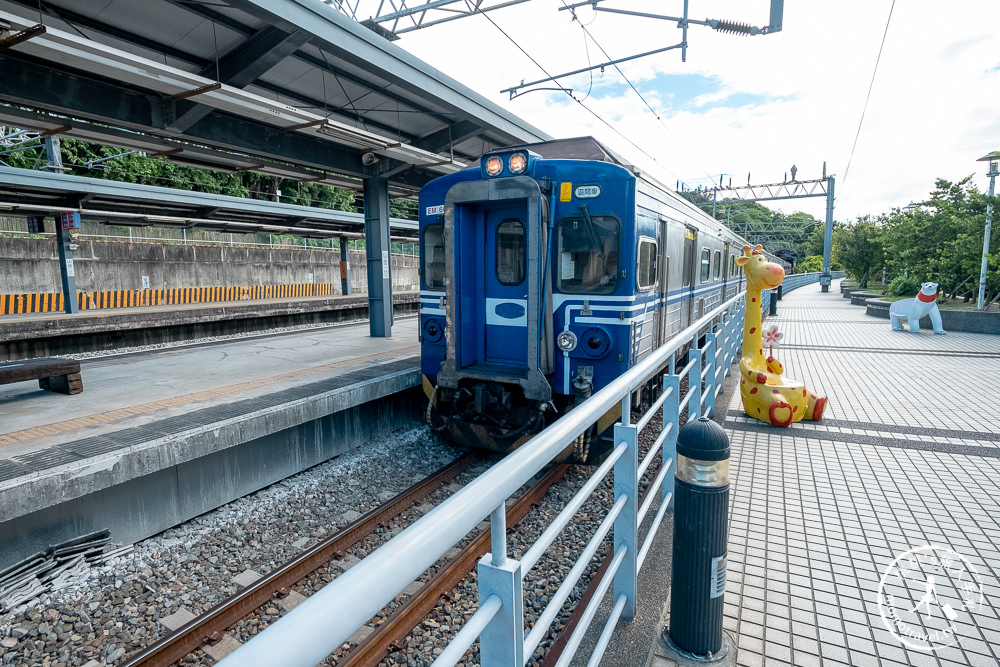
[736,244,827,426]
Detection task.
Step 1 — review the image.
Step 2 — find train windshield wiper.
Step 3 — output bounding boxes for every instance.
[578,204,606,260]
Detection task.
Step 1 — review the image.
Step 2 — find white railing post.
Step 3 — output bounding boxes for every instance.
[478,504,523,667]
[703,332,717,418]
[687,347,701,422]
[662,374,680,508]
[613,422,638,621]
[720,313,732,378]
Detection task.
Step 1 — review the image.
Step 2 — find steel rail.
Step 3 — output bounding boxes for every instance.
[118,453,479,667]
[338,464,570,667]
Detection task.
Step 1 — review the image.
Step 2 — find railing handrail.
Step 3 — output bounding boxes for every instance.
[219,273,832,667]
[218,290,749,667]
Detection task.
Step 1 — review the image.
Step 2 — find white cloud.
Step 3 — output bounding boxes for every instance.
[370,0,1000,221]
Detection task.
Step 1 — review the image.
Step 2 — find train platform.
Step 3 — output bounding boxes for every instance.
[0,318,421,571]
[648,281,1000,667]
[0,291,420,360]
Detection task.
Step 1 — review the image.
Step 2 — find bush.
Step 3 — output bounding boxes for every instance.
[888,275,921,297]
[796,255,823,274]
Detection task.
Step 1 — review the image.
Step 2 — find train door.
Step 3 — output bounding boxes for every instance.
[721,243,731,299]
[437,176,552,403]
[655,217,670,347]
[483,206,528,367]
[680,227,696,329]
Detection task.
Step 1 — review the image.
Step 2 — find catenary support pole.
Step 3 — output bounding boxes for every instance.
[821,176,835,292]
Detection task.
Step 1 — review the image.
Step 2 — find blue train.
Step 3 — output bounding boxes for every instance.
[419,137,760,462]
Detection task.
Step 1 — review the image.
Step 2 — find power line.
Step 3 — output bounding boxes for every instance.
[841,0,896,192]
[559,1,716,183]
[472,8,664,169]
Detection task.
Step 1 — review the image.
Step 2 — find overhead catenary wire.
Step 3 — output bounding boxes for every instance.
[472,8,664,170]
[841,0,897,194]
[559,2,717,185]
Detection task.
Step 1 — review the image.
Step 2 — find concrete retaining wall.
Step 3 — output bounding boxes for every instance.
[0,377,423,570]
[0,236,419,295]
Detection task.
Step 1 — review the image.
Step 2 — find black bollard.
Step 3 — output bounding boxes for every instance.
[769,289,778,316]
[666,417,730,658]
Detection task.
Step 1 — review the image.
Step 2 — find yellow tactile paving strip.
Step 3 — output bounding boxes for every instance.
[0,347,418,448]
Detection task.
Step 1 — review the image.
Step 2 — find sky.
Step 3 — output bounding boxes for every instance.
[349,0,1000,223]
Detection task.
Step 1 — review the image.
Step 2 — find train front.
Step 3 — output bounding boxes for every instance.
[419,147,631,459]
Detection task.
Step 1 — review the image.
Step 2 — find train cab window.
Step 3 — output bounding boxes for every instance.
[423,223,445,290]
[496,219,526,285]
[557,214,620,294]
[636,237,657,291]
[713,250,721,280]
[700,248,711,283]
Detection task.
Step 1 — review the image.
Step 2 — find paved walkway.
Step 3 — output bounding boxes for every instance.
[711,282,1000,666]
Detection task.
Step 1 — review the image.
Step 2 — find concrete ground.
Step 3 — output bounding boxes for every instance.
[651,281,1000,667]
[0,318,419,456]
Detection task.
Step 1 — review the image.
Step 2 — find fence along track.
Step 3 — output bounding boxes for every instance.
[118,453,480,667]
[339,464,570,667]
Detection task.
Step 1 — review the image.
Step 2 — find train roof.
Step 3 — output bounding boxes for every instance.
[474,137,634,170]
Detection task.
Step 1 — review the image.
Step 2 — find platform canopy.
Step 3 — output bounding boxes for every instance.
[0,165,417,239]
[0,0,551,195]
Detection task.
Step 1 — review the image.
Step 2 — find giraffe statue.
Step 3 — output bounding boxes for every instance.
[736,244,827,426]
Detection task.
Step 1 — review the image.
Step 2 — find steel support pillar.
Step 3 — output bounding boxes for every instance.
[46,136,79,314]
[339,235,351,296]
[821,176,835,292]
[363,171,392,337]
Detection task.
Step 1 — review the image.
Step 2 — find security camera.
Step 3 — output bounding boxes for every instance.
[362,152,380,166]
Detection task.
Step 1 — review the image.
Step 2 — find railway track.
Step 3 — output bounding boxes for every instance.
[116,454,575,667]
[118,453,480,667]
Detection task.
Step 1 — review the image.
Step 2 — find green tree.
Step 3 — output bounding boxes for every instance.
[881,177,997,300]
[832,217,885,288]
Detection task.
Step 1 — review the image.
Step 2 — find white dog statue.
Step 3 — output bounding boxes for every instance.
[889,282,946,334]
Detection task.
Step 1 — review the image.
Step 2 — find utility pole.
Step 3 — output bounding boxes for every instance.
[976,151,998,310]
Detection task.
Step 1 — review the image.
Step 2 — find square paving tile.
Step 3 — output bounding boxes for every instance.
[719,281,1000,667]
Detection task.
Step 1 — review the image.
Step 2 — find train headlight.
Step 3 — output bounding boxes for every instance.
[485,156,504,176]
[509,152,528,174]
[557,331,578,352]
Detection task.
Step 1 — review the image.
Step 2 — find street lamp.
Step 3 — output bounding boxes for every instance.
[976,151,999,310]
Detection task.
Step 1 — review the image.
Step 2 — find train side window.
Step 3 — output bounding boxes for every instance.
[636,237,657,291]
[557,215,620,294]
[682,230,695,287]
[700,248,711,283]
[496,219,526,285]
[423,223,445,291]
[713,250,721,280]
[730,255,736,277]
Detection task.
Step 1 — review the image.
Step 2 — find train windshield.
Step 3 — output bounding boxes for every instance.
[556,214,620,294]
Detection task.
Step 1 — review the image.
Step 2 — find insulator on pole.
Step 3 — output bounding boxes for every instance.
[713,19,753,35]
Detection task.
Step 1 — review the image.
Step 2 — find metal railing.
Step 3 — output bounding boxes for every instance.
[218,290,749,667]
